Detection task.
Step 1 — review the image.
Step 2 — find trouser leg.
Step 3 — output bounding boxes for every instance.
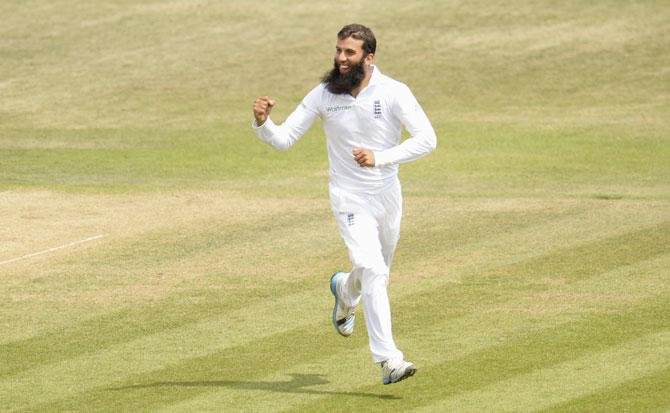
[363,184,404,363]
[331,199,403,363]
[361,268,403,363]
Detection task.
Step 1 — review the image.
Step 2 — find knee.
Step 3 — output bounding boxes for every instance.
[359,266,389,296]
[350,249,387,275]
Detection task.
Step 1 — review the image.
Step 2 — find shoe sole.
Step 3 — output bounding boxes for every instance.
[383,364,417,385]
[330,272,351,337]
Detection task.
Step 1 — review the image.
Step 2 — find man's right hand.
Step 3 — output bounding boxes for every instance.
[253,96,275,126]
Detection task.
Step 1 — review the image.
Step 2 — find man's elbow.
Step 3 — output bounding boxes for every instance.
[259,133,293,151]
[271,137,296,151]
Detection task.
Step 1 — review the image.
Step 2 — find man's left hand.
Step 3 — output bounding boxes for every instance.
[353,148,375,167]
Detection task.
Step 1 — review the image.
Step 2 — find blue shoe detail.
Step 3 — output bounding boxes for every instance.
[330,271,354,337]
[330,273,339,329]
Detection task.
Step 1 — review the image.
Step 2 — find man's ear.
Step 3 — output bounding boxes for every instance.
[365,52,375,64]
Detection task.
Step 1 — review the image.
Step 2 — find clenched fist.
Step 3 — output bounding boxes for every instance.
[353,148,375,167]
[253,96,275,126]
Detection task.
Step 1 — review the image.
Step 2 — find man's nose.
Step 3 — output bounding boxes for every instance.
[336,51,347,62]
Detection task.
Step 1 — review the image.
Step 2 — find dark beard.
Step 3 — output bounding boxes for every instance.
[321,59,366,95]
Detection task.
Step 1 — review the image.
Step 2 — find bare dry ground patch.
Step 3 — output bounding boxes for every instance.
[1,189,321,262]
[0,189,330,341]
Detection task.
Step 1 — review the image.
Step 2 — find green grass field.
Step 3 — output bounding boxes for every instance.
[1,0,669,411]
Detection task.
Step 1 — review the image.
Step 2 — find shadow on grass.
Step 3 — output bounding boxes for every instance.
[110,373,400,400]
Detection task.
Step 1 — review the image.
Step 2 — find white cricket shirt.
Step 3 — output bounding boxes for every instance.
[253,66,436,193]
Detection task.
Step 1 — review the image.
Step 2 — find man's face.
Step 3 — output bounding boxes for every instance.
[321,36,373,95]
[334,36,368,74]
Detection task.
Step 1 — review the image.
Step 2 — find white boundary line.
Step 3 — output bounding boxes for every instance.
[0,234,108,266]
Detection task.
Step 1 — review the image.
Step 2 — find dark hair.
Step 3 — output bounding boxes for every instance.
[337,24,376,55]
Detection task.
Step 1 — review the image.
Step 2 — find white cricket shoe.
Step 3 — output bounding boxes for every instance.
[330,271,356,337]
[381,359,417,385]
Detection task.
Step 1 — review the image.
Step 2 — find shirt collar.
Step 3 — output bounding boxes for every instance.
[369,65,382,86]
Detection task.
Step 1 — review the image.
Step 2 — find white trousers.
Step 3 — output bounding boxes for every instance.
[329,180,404,363]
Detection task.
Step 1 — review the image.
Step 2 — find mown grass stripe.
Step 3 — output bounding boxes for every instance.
[475,220,670,284]
[399,199,668,288]
[538,366,670,412]
[36,246,669,413]
[15,322,372,413]
[153,346,380,413]
[0,209,331,376]
[120,242,670,412]
[0,283,291,378]
[284,248,670,412]
[394,221,670,332]
[288,291,670,412]
[414,330,670,412]
[2,286,330,411]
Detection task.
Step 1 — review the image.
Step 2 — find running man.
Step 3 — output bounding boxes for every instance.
[252,23,436,385]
